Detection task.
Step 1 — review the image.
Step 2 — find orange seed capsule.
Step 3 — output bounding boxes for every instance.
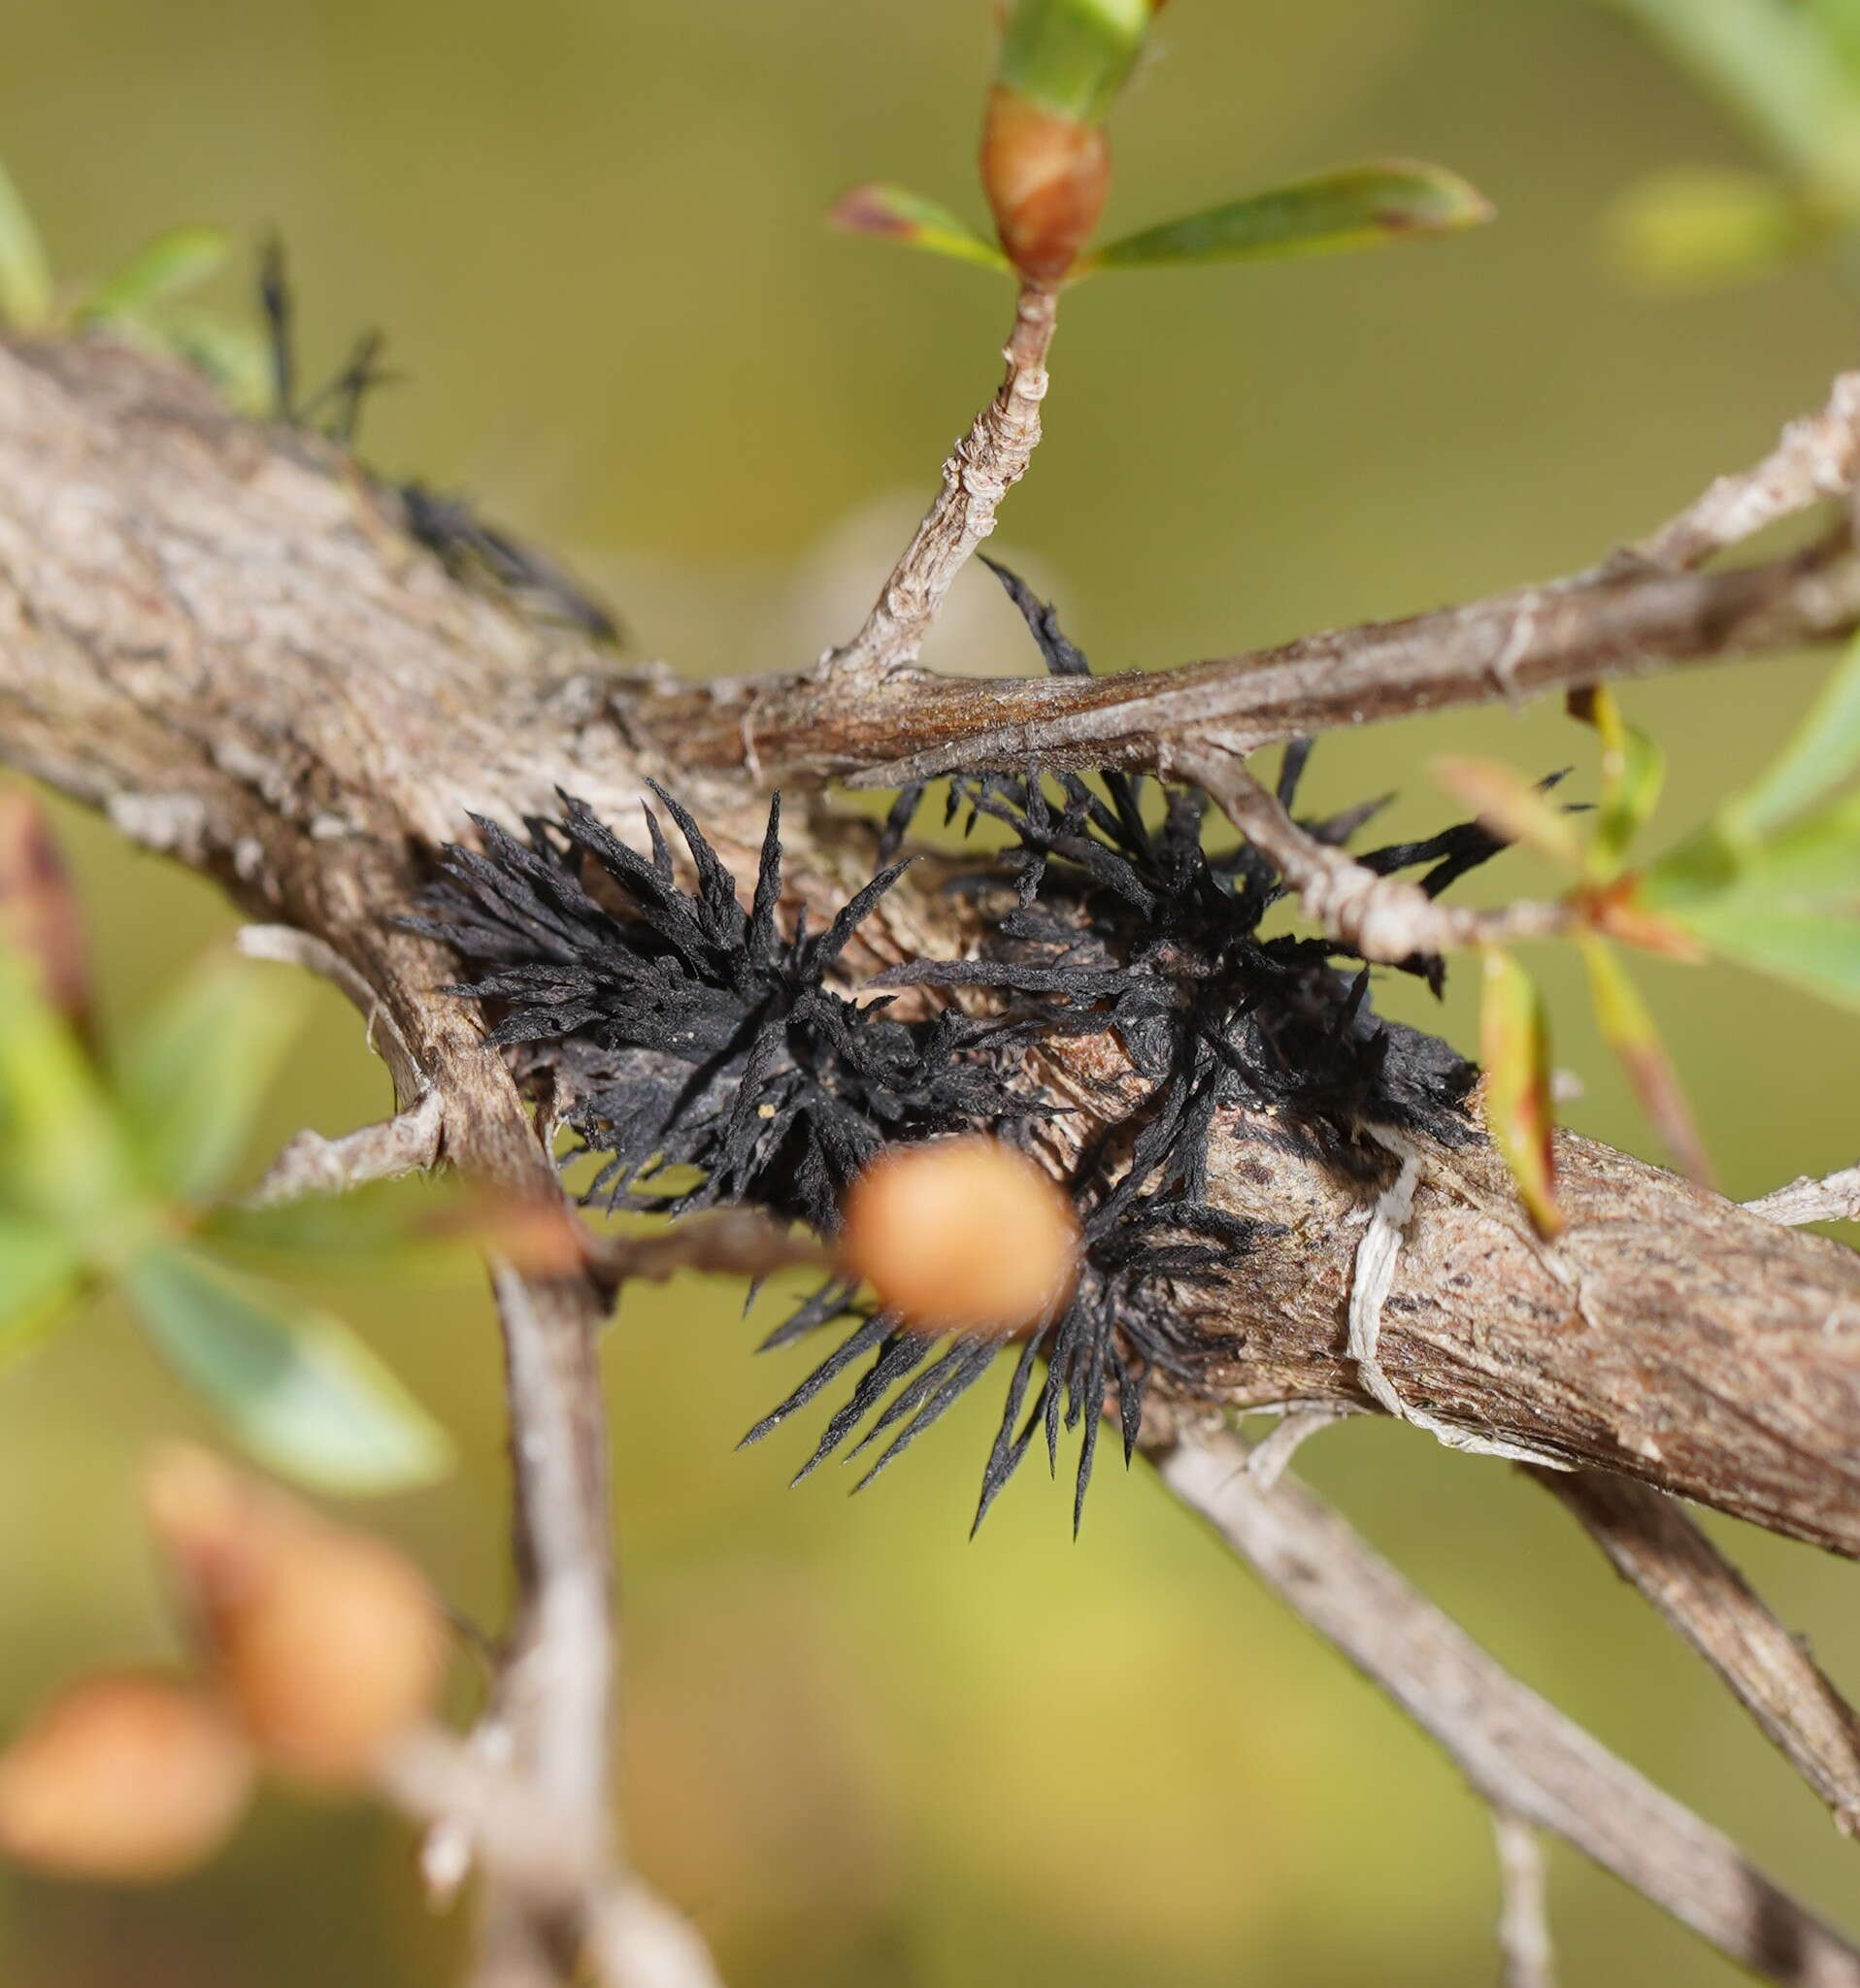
[144,1445,447,1793]
[838,1135,1080,1337]
[0,1672,253,1882]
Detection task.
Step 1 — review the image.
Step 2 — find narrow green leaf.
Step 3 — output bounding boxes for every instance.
[0,1213,83,1358]
[1432,755,1587,872]
[997,0,1159,124]
[138,310,273,413]
[829,185,1013,272]
[1599,0,1860,203]
[1478,949,1563,1240]
[75,226,230,325]
[0,946,138,1228]
[0,158,53,330]
[1721,629,1860,841]
[1085,161,1493,273]
[1578,936,1714,1186]
[1644,795,1860,1009]
[1602,167,1815,292]
[125,1246,452,1495]
[118,961,305,1202]
[1568,686,1664,877]
[202,1176,476,1281]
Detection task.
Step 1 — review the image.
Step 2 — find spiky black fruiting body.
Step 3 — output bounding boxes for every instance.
[408,784,1040,1232]
[412,563,1533,1529]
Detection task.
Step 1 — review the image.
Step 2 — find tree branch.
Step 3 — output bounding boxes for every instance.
[1747,1162,1860,1228]
[1151,1425,1860,1988]
[2,337,1859,1562]
[816,283,1057,690]
[1529,1468,1860,1837]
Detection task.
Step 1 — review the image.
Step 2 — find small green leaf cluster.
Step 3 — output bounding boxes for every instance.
[0,157,266,404]
[1457,639,1860,1229]
[0,838,453,1494]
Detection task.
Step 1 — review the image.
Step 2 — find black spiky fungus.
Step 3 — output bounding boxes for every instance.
[412,562,1532,1531]
[407,784,1044,1234]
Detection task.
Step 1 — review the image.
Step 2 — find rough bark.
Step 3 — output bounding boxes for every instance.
[2,333,1858,1575]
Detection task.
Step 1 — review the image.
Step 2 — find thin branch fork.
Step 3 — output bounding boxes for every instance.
[1152,1426,1860,1988]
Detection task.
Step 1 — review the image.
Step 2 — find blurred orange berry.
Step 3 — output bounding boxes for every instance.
[143,1445,446,1792]
[0,1672,252,1881]
[838,1135,1080,1337]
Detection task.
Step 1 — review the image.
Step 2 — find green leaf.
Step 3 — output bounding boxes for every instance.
[1578,936,1714,1185]
[1568,686,1665,877]
[1599,0,1860,203]
[996,0,1160,125]
[1085,161,1493,272]
[0,1213,83,1358]
[1602,167,1816,292]
[1478,948,1563,1240]
[118,961,305,1202]
[1810,0,1860,83]
[0,946,139,1230]
[75,226,230,325]
[137,309,273,413]
[828,185,1012,272]
[125,1246,452,1495]
[1645,796,1860,1008]
[202,1176,477,1282]
[1721,629,1860,841]
[0,157,53,331]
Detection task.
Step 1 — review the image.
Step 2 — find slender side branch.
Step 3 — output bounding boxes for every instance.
[583,1209,829,1299]
[1492,1808,1557,1988]
[1151,1426,1860,1988]
[1532,1468,1860,1837]
[1747,1163,1860,1227]
[385,1727,725,1988]
[815,283,1057,688]
[1175,749,1567,966]
[1627,372,1860,574]
[246,1090,445,1206]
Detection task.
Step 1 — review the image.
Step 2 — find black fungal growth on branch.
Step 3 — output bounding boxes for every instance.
[408,786,1042,1232]
[414,564,1525,1529]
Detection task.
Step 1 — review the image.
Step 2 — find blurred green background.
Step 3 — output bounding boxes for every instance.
[4,0,1860,1981]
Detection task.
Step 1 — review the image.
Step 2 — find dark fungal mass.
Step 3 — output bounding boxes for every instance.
[413,565,1527,1529]
[406,784,1043,1233]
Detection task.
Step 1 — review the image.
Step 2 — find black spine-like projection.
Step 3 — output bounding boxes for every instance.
[414,561,1531,1531]
[408,785,1042,1233]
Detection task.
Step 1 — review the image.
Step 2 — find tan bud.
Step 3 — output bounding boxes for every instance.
[144,1445,446,1792]
[981,87,1110,284]
[0,1672,252,1881]
[838,1135,1080,1337]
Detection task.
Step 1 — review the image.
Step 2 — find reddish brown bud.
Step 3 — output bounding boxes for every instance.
[0,1673,252,1881]
[981,87,1110,284]
[144,1445,446,1792]
[0,786,92,1038]
[838,1135,1081,1337]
